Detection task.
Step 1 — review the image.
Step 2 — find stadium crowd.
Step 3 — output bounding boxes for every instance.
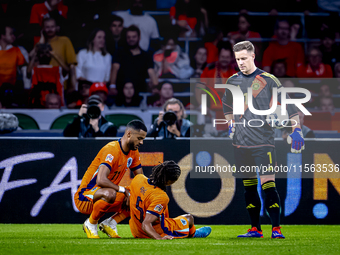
[0,0,340,136]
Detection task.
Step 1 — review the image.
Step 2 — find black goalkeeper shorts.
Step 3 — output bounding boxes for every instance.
[232,146,277,178]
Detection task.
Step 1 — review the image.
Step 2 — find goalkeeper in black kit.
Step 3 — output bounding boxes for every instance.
[222,41,305,238]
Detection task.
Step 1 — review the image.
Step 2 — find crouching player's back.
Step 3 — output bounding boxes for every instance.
[129,161,212,240]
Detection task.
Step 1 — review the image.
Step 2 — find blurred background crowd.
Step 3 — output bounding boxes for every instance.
[1,0,340,137]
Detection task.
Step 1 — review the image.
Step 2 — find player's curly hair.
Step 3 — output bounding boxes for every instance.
[149,160,181,190]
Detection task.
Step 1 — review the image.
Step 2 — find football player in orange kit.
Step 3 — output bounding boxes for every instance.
[74,120,147,238]
[128,161,212,239]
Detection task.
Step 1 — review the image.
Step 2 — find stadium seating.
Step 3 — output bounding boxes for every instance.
[13,113,40,130]
[50,114,79,130]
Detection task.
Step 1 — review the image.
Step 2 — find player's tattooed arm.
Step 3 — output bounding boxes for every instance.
[142,214,173,240]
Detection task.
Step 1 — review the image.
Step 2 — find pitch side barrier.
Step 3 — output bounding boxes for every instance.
[0,137,339,224]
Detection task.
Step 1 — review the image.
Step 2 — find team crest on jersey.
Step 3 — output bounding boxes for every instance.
[105,154,114,163]
[180,218,187,226]
[252,82,260,90]
[154,204,163,212]
[127,157,133,168]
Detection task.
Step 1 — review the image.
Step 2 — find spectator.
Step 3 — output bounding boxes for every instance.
[271,59,289,78]
[39,17,77,69]
[29,0,68,45]
[30,0,68,27]
[63,94,117,137]
[262,20,305,77]
[115,82,143,107]
[204,29,224,64]
[191,46,207,78]
[319,96,335,114]
[65,82,91,109]
[45,93,62,109]
[106,15,126,56]
[200,43,237,101]
[334,62,340,78]
[297,47,333,78]
[76,29,112,85]
[319,29,340,70]
[113,0,160,51]
[147,98,192,138]
[319,84,332,98]
[228,13,261,41]
[148,82,174,107]
[27,43,68,108]
[169,0,208,37]
[153,36,194,79]
[0,24,26,87]
[89,82,109,109]
[110,25,158,95]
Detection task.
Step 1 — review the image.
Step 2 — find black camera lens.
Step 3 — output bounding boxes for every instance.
[87,104,101,119]
[86,95,102,119]
[163,111,177,126]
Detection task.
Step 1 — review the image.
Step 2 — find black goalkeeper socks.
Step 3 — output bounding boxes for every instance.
[243,179,262,231]
[262,181,281,228]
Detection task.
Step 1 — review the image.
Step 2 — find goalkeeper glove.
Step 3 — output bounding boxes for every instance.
[228,121,235,139]
[287,128,305,153]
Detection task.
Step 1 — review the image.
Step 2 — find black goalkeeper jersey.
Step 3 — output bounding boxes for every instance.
[222,68,298,148]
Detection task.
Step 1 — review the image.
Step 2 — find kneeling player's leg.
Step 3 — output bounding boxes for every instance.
[89,188,117,224]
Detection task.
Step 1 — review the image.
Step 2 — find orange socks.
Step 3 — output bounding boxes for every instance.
[111,210,130,224]
[189,225,196,237]
[89,199,112,224]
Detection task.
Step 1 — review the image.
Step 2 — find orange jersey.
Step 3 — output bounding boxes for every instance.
[78,139,141,201]
[129,174,190,238]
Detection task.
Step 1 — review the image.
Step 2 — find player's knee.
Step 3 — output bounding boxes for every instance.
[102,189,116,203]
[184,214,194,227]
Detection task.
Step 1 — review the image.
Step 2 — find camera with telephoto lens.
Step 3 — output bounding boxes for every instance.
[163,111,177,126]
[87,95,102,119]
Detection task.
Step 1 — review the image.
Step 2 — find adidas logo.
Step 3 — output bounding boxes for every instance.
[269,203,279,208]
[246,204,256,209]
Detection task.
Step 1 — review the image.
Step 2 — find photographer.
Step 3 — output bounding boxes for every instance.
[147,98,192,138]
[63,95,117,138]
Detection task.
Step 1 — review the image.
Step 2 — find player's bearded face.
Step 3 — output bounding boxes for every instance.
[128,130,147,150]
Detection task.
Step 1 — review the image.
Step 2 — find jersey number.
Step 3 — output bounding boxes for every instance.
[111,171,121,181]
[134,196,144,223]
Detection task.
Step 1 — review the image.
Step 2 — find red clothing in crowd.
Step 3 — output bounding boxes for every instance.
[0,46,26,86]
[31,65,65,106]
[228,31,261,39]
[200,63,237,108]
[169,6,197,29]
[29,1,68,26]
[296,63,333,78]
[262,41,305,77]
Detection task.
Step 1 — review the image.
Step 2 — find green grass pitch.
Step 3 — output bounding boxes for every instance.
[0,224,339,255]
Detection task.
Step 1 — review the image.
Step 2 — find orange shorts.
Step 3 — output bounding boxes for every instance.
[74,187,125,215]
[132,215,190,239]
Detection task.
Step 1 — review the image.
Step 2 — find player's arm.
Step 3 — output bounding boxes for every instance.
[142,213,173,240]
[132,167,143,176]
[96,164,130,197]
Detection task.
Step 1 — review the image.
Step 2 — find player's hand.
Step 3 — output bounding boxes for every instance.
[167,123,180,137]
[287,128,305,153]
[228,121,235,139]
[157,111,164,126]
[157,235,173,240]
